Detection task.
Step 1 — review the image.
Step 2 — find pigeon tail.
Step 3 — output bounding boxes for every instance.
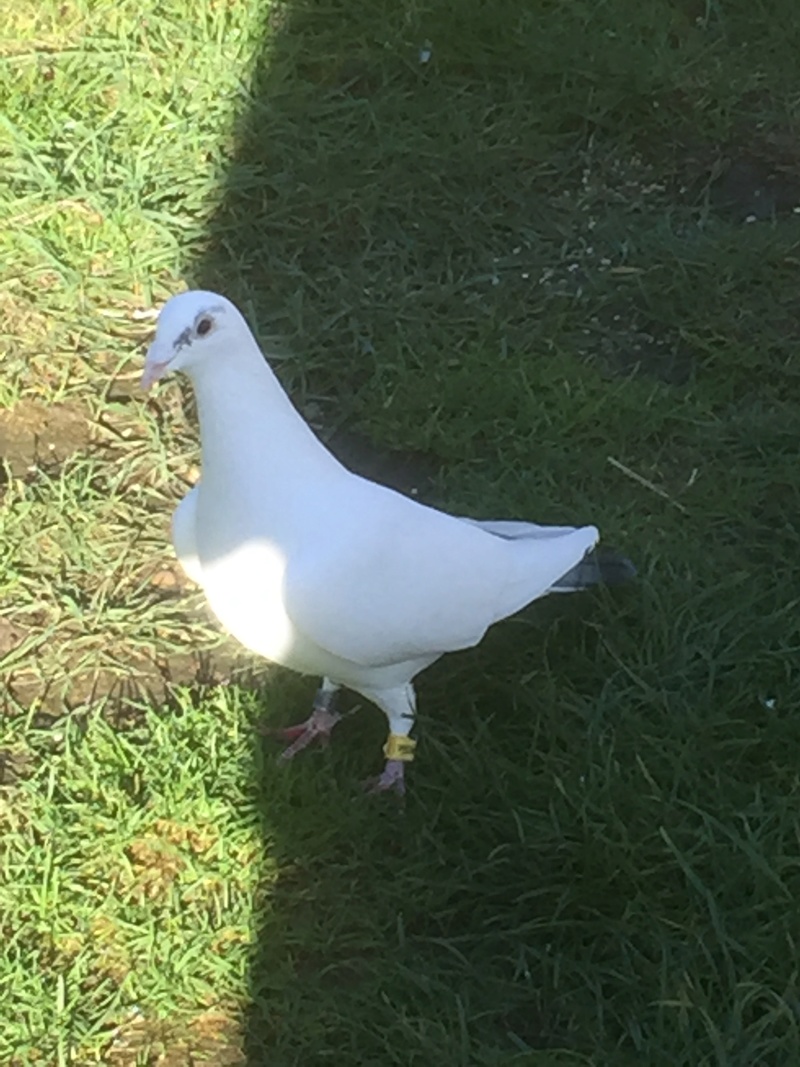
[550,547,636,592]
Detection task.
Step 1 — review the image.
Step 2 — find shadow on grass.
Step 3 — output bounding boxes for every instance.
[187,1,800,1063]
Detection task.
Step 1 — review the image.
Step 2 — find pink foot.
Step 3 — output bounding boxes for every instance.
[266,705,342,761]
[365,759,406,796]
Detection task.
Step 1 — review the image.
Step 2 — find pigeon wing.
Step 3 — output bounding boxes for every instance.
[284,478,598,668]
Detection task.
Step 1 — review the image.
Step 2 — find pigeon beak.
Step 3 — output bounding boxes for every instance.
[141,345,172,392]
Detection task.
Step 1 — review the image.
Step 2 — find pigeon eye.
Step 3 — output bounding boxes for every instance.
[196,317,213,337]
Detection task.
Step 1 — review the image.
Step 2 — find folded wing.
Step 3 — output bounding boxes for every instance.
[284,478,598,668]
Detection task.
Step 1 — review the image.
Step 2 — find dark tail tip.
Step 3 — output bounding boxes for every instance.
[552,547,637,592]
[593,547,638,586]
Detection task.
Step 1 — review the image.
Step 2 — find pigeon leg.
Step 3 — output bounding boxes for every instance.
[269,679,342,760]
[363,683,417,795]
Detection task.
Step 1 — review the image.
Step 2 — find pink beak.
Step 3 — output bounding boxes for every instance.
[140,347,171,392]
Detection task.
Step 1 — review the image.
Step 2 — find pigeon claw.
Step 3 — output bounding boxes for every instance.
[267,705,342,761]
[271,723,312,742]
[364,758,406,797]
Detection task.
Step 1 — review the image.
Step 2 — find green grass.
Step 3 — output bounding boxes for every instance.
[3,0,800,1062]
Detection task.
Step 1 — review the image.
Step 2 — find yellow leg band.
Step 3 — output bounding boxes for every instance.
[383,734,417,762]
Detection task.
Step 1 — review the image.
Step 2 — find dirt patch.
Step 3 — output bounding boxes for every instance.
[673,122,800,220]
[0,617,27,657]
[104,1006,244,1067]
[2,625,254,723]
[0,393,247,718]
[0,743,35,787]
[0,398,91,480]
[0,288,54,350]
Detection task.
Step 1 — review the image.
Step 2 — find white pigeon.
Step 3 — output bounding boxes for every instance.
[142,290,634,794]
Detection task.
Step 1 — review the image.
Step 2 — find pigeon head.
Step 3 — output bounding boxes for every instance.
[141,290,250,390]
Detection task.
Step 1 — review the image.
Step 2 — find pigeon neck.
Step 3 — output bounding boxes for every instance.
[189,348,339,487]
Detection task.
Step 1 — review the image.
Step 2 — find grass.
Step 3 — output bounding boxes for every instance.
[3,0,800,1062]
